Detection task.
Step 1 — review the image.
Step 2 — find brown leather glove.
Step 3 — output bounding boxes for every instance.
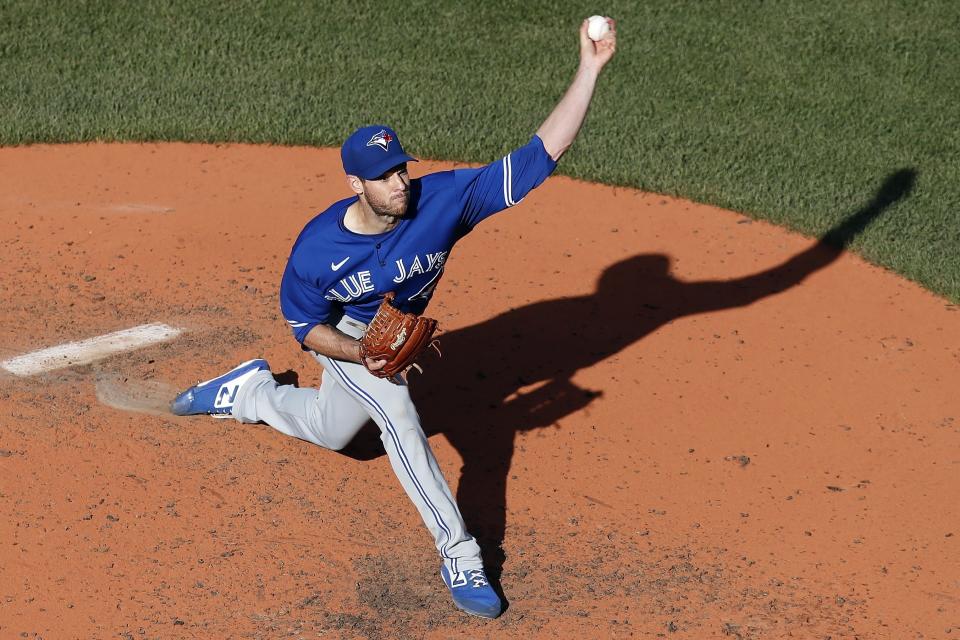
[359,292,438,381]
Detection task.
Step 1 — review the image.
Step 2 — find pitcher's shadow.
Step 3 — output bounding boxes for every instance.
[338,168,916,575]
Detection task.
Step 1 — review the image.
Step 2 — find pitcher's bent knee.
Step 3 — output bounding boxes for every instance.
[321,432,356,451]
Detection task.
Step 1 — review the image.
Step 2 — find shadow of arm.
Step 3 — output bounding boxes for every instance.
[687,168,916,313]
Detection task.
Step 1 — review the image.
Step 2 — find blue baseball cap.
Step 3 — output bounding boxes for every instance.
[341,124,417,179]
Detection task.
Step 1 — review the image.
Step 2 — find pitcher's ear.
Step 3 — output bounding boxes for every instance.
[346,174,364,195]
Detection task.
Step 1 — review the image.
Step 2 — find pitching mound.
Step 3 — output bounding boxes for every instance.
[0,143,956,638]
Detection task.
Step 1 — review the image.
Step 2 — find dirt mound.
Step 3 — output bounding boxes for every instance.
[0,143,956,638]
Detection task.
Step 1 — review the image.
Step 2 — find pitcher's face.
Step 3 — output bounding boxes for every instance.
[360,163,411,219]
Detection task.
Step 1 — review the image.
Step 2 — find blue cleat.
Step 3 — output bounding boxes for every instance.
[170,358,269,418]
[441,565,502,619]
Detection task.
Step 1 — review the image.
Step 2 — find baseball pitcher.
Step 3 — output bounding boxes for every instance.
[172,18,617,618]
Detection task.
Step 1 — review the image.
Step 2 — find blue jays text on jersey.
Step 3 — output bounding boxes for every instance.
[279,135,557,344]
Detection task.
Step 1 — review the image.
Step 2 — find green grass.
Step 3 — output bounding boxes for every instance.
[2,0,958,300]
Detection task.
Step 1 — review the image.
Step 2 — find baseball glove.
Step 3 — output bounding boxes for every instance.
[359,292,439,381]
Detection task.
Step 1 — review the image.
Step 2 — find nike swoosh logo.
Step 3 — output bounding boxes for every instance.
[331,257,350,271]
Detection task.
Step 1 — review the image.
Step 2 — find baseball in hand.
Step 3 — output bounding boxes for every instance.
[587,15,611,41]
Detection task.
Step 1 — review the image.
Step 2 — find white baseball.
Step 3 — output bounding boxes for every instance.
[587,15,610,41]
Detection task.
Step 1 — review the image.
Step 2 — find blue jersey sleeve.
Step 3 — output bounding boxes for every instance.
[279,260,334,343]
[454,135,557,228]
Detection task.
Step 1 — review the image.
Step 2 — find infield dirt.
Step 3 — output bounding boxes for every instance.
[1,144,957,638]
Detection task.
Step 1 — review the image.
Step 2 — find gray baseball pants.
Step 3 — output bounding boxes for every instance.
[230,347,482,575]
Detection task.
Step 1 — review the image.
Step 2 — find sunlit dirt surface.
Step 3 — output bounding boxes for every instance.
[1,143,957,638]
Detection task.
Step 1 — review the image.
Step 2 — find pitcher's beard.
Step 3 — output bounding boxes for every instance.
[368,193,410,220]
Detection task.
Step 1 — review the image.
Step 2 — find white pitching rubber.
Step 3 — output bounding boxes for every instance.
[1,323,183,376]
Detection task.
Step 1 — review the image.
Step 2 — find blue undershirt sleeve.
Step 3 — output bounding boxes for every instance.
[454,135,558,228]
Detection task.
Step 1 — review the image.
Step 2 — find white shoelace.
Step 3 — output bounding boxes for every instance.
[467,570,488,588]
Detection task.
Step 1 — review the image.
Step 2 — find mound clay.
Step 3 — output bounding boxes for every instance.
[1,143,957,638]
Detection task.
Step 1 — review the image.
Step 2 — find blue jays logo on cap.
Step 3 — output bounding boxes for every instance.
[341,124,418,180]
[366,129,393,152]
